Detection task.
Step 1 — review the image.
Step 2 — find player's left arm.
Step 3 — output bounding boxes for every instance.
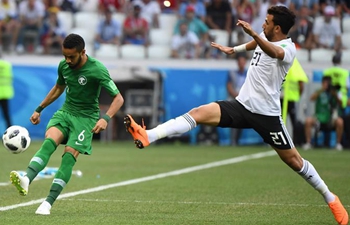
[92,68,125,133]
[92,92,124,134]
[237,19,285,60]
[104,93,124,120]
[250,33,285,60]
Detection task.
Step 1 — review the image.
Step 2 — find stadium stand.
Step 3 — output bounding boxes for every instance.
[120,44,146,59]
[149,28,173,46]
[147,45,171,59]
[94,43,119,58]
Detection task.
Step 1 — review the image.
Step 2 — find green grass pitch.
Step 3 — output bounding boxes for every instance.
[0,141,349,225]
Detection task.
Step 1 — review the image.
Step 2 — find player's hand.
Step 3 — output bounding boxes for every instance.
[92,119,108,134]
[211,42,234,54]
[30,112,41,125]
[236,20,256,37]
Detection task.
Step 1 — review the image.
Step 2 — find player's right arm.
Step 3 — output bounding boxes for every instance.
[37,84,66,108]
[30,84,66,125]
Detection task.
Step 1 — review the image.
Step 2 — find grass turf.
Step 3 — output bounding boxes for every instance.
[0,141,349,225]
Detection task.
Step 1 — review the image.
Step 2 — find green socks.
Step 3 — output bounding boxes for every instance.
[26,138,57,183]
[46,152,76,205]
[26,138,77,206]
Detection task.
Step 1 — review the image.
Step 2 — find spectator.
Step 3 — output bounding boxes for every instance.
[58,0,81,13]
[342,0,350,17]
[94,8,121,51]
[39,7,65,54]
[323,52,350,111]
[178,0,206,22]
[122,4,149,46]
[303,76,344,150]
[174,5,209,57]
[133,0,161,28]
[0,0,20,53]
[289,0,319,18]
[319,0,342,18]
[289,5,313,50]
[226,53,248,145]
[236,0,255,24]
[16,0,45,54]
[42,0,59,11]
[174,5,209,40]
[251,0,270,34]
[0,57,13,128]
[98,0,125,13]
[205,0,232,35]
[171,22,200,59]
[311,5,342,52]
[227,53,248,100]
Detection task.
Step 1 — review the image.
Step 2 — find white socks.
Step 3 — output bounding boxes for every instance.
[146,113,197,143]
[298,159,335,203]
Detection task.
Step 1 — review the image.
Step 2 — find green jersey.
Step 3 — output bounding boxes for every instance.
[315,91,340,124]
[323,66,349,108]
[57,56,119,119]
[315,92,332,123]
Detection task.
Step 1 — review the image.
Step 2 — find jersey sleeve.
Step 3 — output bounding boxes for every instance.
[56,60,65,85]
[281,42,296,64]
[99,65,120,97]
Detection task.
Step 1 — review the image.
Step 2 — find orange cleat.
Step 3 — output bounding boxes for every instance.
[124,114,150,149]
[328,194,349,225]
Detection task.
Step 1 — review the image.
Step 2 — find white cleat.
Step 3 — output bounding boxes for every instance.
[302,143,312,151]
[9,171,29,196]
[35,201,51,215]
[335,143,343,151]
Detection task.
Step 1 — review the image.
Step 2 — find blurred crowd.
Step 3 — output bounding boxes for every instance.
[0,0,349,58]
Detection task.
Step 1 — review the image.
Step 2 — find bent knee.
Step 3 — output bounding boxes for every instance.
[188,103,221,125]
[64,146,80,159]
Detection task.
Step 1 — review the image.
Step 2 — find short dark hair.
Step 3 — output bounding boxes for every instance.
[63,33,85,52]
[322,76,332,83]
[268,6,296,35]
[332,52,342,64]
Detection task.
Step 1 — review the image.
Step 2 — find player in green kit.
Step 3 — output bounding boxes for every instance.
[9,33,124,215]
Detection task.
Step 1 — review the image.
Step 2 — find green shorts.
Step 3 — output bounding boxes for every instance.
[47,110,97,155]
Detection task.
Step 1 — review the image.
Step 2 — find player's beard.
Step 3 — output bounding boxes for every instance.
[264,29,274,42]
[68,55,82,69]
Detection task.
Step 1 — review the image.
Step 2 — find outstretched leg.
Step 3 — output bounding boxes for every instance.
[36,151,77,215]
[124,103,221,149]
[275,147,348,225]
[10,137,58,196]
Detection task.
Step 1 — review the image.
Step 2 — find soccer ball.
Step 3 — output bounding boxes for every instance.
[2,125,31,154]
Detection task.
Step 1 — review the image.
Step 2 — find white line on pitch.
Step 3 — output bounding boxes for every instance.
[0,182,10,186]
[65,198,346,208]
[0,150,276,211]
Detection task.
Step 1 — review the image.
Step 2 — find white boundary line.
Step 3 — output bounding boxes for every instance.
[64,198,334,207]
[0,150,276,211]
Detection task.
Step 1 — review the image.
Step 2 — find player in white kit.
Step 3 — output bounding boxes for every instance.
[124,6,348,225]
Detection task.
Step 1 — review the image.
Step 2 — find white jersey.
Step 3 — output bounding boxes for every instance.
[236,33,296,116]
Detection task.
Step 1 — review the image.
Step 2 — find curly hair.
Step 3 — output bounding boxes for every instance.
[63,33,85,52]
[268,6,296,35]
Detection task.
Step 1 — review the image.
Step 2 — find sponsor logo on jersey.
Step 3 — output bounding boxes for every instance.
[78,75,87,85]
